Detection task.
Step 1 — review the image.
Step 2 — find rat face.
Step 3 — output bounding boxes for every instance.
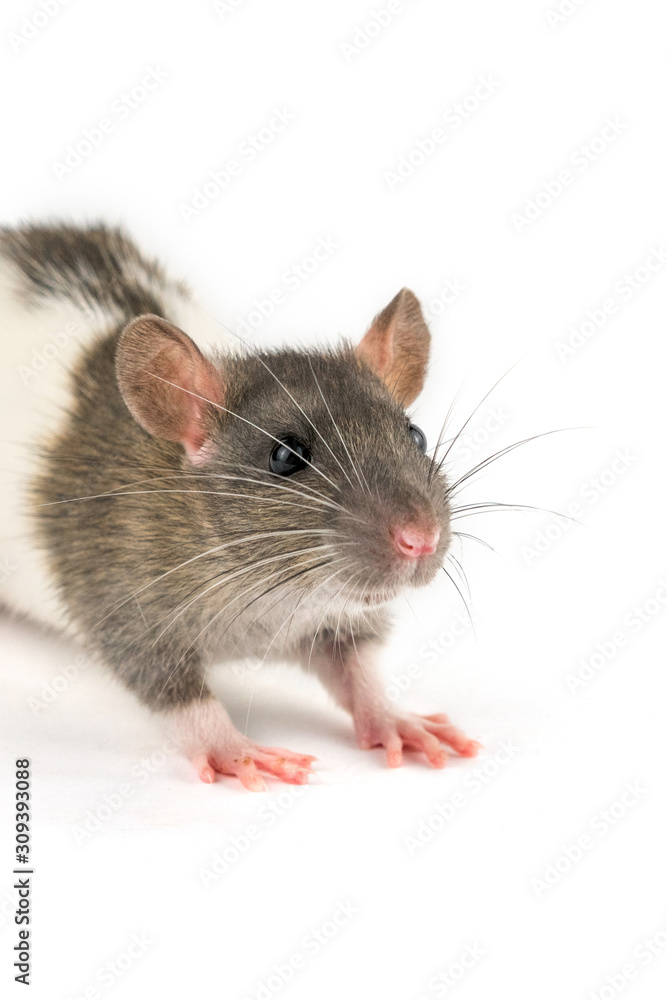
[116,289,450,615]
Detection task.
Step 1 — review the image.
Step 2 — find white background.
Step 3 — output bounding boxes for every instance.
[1,1,666,998]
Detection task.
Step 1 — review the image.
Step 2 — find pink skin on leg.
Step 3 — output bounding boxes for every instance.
[311,640,481,770]
[354,707,482,768]
[168,700,317,791]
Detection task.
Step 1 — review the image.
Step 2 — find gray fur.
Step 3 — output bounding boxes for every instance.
[0,221,181,317]
[6,223,451,716]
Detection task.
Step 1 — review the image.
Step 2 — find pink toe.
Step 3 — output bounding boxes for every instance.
[193,754,216,784]
[385,734,403,768]
[236,759,267,793]
[264,746,318,766]
[430,750,449,768]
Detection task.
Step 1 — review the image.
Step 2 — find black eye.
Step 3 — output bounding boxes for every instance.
[408,423,427,452]
[269,436,311,476]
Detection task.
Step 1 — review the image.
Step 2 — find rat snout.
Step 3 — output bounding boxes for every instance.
[392,524,441,560]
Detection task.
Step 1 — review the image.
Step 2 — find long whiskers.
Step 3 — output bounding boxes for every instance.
[306,570,363,674]
[441,565,475,636]
[171,550,351,690]
[451,530,496,553]
[193,310,360,493]
[444,428,585,501]
[450,501,583,524]
[146,371,342,493]
[307,357,370,495]
[430,360,522,485]
[150,542,351,649]
[227,555,350,661]
[35,486,341,514]
[92,529,349,629]
[427,375,470,486]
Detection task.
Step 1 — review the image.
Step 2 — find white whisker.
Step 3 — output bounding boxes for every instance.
[151,542,349,649]
[146,371,343,493]
[92,529,349,629]
[153,550,338,703]
[307,357,370,495]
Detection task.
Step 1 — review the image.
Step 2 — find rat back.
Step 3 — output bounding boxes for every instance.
[0,223,227,631]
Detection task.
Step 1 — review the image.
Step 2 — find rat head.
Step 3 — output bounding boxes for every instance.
[116,289,451,613]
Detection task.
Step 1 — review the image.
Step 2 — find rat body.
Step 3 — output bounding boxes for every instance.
[0,223,479,789]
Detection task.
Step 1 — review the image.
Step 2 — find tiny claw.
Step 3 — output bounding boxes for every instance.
[193,754,216,784]
[264,746,318,766]
[235,758,267,792]
[429,749,449,769]
[384,734,403,768]
[290,770,312,785]
[241,771,268,793]
[277,765,313,786]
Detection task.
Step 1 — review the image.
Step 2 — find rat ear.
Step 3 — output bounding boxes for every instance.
[356,288,430,406]
[116,314,224,464]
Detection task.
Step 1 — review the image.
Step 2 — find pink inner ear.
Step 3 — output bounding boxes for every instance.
[356,289,430,406]
[179,390,220,464]
[179,369,223,463]
[150,342,223,463]
[180,401,209,462]
[357,323,394,378]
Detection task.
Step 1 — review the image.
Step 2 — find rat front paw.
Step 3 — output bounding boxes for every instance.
[354,710,481,769]
[168,700,317,791]
[192,743,318,791]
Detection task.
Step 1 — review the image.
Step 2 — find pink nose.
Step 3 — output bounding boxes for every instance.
[393,525,441,559]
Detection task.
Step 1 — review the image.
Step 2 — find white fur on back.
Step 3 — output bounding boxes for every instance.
[0,256,231,634]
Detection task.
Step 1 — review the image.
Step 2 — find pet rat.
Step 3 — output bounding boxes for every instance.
[0,223,480,791]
